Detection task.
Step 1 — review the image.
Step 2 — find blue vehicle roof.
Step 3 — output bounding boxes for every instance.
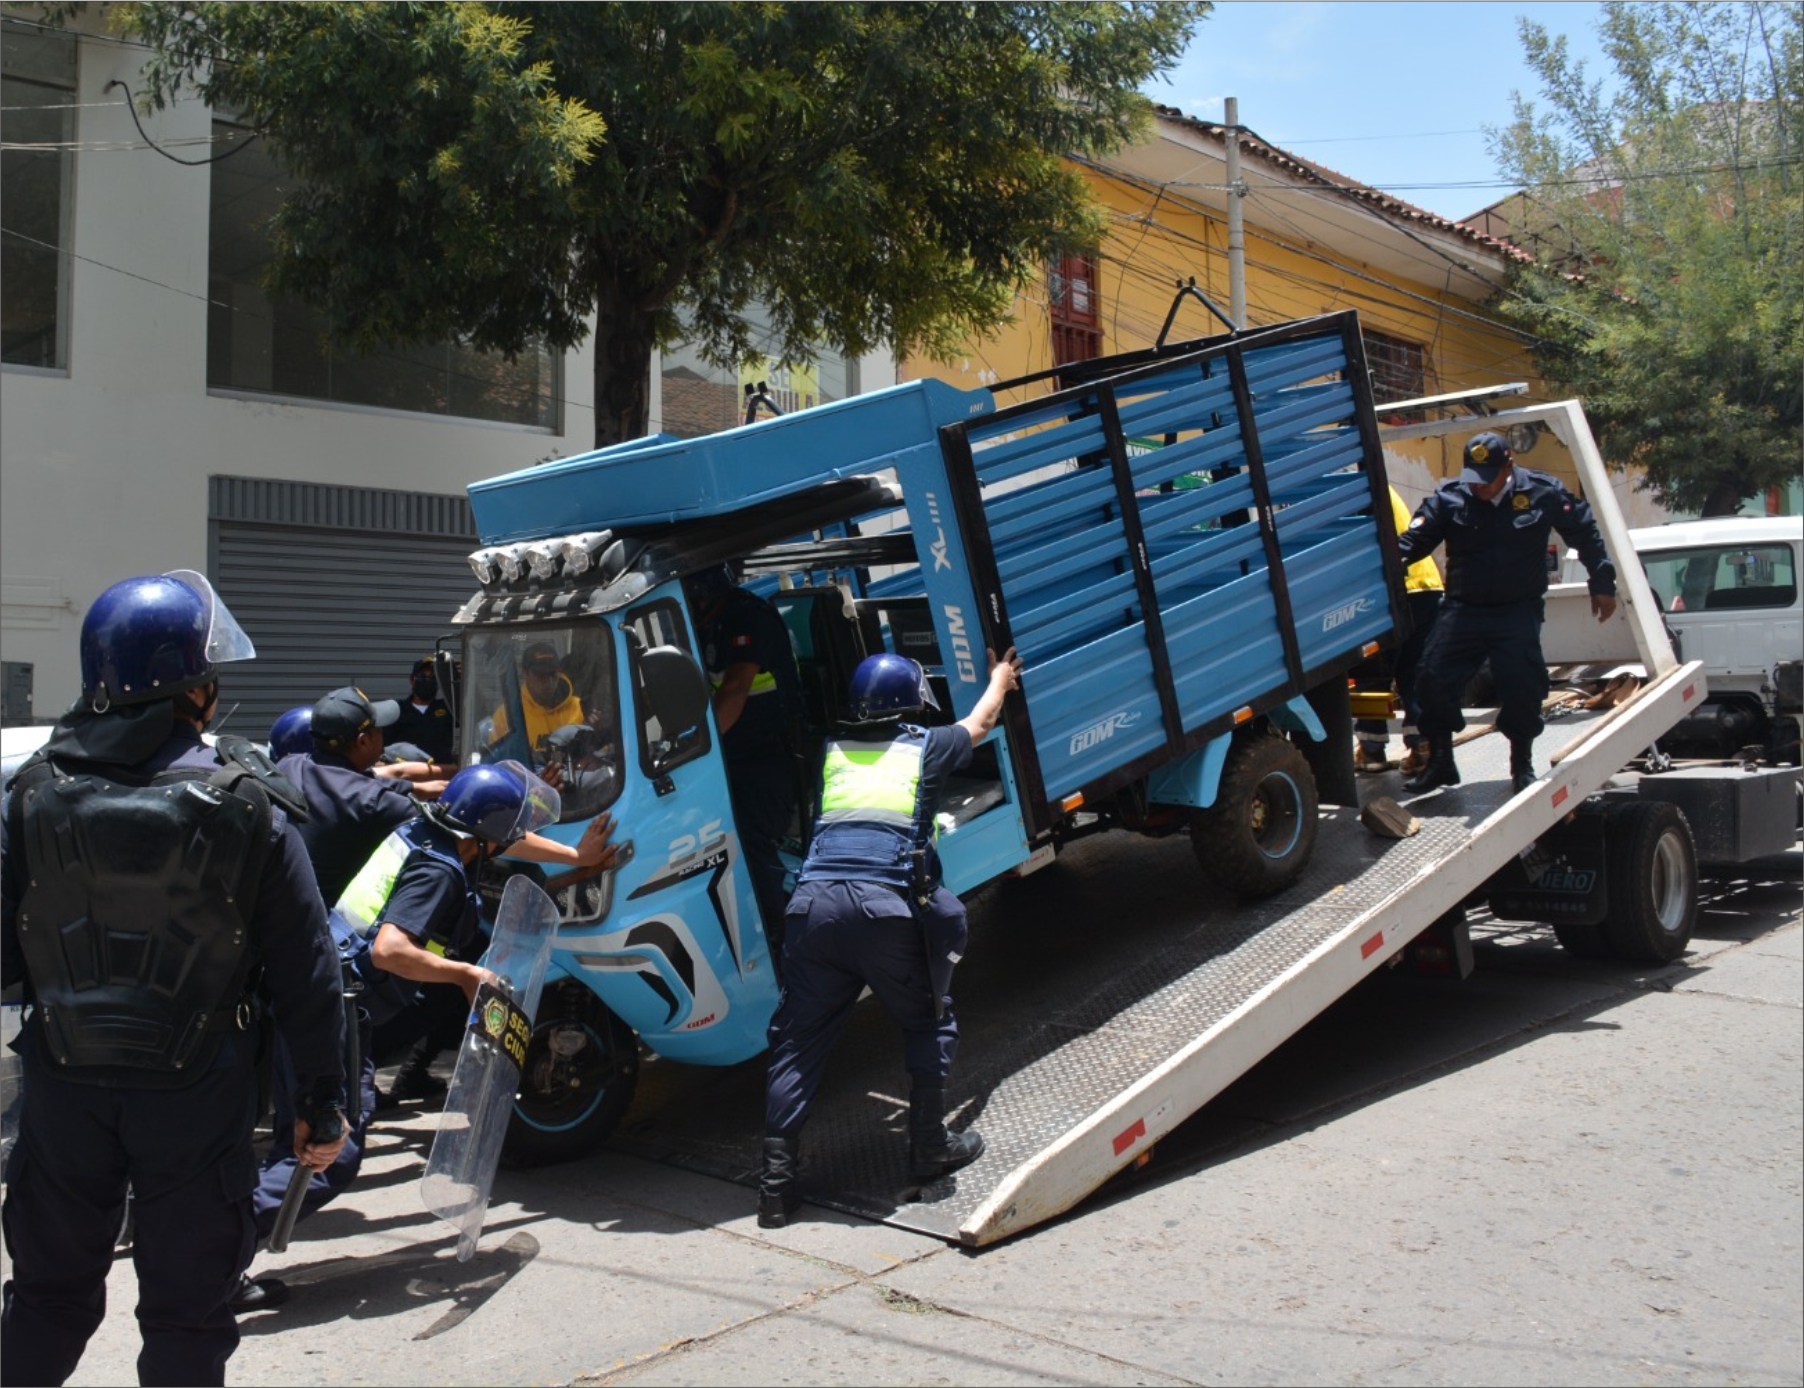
[469,377,993,545]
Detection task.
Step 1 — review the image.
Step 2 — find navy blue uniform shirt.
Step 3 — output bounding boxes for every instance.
[698,586,804,761]
[390,695,455,763]
[278,750,420,907]
[379,820,481,958]
[1397,465,1616,606]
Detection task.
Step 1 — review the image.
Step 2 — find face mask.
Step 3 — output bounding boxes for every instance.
[412,674,437,700]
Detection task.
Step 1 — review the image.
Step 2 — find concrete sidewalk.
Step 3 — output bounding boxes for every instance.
[17,866,1801,1387]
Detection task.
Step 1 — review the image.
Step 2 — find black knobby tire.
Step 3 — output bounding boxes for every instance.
[1188,731,1320,898]
[502,980,640,1168]
[1601,799,1697,963]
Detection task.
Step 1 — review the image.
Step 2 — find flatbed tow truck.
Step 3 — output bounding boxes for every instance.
[452,323,1743,1247]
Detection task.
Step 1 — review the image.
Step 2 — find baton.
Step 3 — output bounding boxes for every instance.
[265,1160,310,1254]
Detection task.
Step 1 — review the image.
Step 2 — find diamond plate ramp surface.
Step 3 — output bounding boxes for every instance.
[605,718,1588,1241]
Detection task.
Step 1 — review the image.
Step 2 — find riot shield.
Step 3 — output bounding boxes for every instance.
[419,873,559,1261]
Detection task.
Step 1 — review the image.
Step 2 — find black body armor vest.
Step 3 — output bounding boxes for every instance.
[11,750,274,1087]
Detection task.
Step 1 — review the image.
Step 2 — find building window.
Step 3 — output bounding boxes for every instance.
[1364,329,1429,424]
[1049,252,1102,365]
[207,125,559,429]
[1,19,76,370]
[658,304,857,440]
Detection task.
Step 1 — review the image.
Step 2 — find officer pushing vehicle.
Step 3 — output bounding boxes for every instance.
[247,759,569,1268]
[759,646,1021,1229]
[0,571,348,1387]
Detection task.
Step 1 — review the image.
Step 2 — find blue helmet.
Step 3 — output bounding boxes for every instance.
[268,706,314,759]
[848,653,939,722]
[79,569,256,711]
[436,760,560,845]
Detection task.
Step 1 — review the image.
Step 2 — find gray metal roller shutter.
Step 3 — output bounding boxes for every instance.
[208,475,480,742]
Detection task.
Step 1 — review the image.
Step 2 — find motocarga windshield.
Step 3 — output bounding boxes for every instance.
[462,623,623,823]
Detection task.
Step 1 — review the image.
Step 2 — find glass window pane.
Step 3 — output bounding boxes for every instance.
[463,623,622,822]
[207,123,559,428]
[1,21,76,370]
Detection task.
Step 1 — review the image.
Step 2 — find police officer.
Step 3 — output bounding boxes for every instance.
[248,760,565,1253]
[758,646,1021,1229]
[685,563,806,961]
[1355,485,1446,775]
[264,685,614,1128]
[267,704,314,760]
[391,656,456,764]
[1397,431,1617,793]
[1,571,347,1386]
[279,687,418,906]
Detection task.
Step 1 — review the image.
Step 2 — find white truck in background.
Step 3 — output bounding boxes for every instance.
[1556,514,1802,769]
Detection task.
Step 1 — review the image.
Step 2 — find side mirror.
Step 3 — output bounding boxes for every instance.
[639,645,711,774]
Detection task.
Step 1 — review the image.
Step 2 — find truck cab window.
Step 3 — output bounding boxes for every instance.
[462,623,623,821]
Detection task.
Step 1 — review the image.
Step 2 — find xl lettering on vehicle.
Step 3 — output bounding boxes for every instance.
[925,491,954,573]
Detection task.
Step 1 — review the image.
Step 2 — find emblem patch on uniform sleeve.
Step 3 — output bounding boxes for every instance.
[1409,516,1424,527]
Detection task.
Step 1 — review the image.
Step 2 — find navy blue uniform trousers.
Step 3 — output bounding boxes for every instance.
[251,1013,378,1240]
[727,750,797,960]
[1413,596,1550,746]
[1,1042,259,1387]
[765,879,963,1136]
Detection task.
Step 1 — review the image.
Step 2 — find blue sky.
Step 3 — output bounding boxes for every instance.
[1147,2,1616,223]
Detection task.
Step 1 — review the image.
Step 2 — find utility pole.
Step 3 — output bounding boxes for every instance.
[1224,97,1246,331]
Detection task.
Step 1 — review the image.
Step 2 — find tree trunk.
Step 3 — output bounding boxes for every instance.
[590,281,657,449]
[1700,477,1750,518]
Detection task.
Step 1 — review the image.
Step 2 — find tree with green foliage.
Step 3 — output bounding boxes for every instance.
[122,1,1207,448]
[1489,0,1801,517]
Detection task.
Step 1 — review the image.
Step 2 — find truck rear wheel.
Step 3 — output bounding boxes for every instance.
[1189,732,1319,898]
[503,981,639,1168]
[1601,800,1696,963]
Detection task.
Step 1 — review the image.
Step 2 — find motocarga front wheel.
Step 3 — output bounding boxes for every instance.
[502,979,639,1167]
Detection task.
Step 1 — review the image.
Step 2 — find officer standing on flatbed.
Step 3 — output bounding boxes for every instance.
[1,571,347,1387]
[1397,431,1617,793]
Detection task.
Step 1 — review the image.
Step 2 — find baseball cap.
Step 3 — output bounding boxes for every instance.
[311,685,400,748]
[1460,431,1514,485]
[520,640,561,672]
[411,655,435,675]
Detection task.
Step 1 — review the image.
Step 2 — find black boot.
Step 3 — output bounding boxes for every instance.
[384,1040,447,1103]
[1509,739,1536,793]
[908,1084,984,1181]
[757,1134,802,1229]
[1403,743,1460,792]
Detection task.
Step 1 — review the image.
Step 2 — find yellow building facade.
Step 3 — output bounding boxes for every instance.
[905,109,1669,529]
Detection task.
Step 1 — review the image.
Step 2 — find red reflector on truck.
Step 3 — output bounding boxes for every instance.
[1111,1118,1147,1157]
[1360,932,1384,958]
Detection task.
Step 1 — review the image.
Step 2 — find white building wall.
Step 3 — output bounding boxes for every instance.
[1,27,896,722]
